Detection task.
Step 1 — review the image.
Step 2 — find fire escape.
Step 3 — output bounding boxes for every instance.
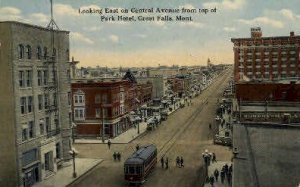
[44,0,60,138]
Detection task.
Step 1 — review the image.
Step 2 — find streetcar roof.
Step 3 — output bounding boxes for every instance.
[124,144,157,165]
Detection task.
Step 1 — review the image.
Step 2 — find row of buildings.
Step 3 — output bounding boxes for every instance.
[0,20,227,187]
[230,28,300,187]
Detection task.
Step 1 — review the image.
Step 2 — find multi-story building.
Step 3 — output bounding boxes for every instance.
[0,21,72,187]
[71,78,152,138]
[232,27,300,82]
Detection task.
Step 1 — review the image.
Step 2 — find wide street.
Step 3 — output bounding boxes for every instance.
[71,68,233,187]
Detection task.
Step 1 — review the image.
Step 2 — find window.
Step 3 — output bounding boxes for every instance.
[38,95,43,110]
[43,70,48,85]
[20,97,26,114]
[22,149,37,167]
[28,121,34,138]
[53,93,57,106]
[43,47,48,59]
[22,128,28,141]
[102,94,108,104]
[27,96,33,113]
[19,71,25,87]
[37,46,42,60]
[45,117,50,133]
[26,45,32,59]
[74,108,85,120]
[103,108,108,117]
[39,121,44,135]
[37,70,42,86]
[44,94,49,109]
[54,119,59,130]
[95,94,101,103]
[68,92,71,105]
[26,70,32,87]
[52,48,56,58]
[18,44,24,59]
[74,94,85,104]
[95,108,100,118]
[56,143,60,159]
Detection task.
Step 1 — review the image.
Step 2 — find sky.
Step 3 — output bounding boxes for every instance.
[0,0,300,67]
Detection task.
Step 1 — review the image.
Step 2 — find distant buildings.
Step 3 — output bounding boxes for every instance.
[0,21,72,186]
[232,27,300,82]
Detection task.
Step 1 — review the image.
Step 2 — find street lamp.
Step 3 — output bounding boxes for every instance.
[69,147,79,178]
[202,149,212,178]
[71,122,77,143]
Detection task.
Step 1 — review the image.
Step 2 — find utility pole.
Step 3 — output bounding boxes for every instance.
[102,104,105,143]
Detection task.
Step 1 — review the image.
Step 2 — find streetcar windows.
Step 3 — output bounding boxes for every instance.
[129,166,135,174]
[136,166,142,174]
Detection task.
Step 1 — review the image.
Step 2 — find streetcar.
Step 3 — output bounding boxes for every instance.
[124,144,157,184]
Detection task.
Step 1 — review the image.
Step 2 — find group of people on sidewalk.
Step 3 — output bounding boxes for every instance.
[207,163,233,187]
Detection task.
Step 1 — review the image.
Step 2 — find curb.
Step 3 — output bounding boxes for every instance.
[66,159,104,187]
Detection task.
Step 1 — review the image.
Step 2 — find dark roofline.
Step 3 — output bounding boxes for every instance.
[231,35,300,42]
[241,122,300,129]
[0,21,69,33]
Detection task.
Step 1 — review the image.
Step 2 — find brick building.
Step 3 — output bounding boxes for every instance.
[231,27,300,82]
[236,80,300,102]
[71,79,152,138]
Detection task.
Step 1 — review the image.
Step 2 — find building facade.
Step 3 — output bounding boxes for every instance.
[232,27,300,82]
[71,79,152,138]
[0,21,72,187]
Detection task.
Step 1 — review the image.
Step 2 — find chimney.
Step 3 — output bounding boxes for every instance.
[290,31,295,37]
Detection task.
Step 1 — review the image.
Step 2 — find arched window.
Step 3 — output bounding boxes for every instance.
[37,46,42,60]
[43,47,48,59]
[26,45,32,59]
[18,44,24,59]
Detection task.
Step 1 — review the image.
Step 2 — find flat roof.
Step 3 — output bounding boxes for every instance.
[0,21,69,33]
[233,123,300,187]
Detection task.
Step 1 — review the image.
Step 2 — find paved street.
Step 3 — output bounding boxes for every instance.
[70,69,233,187]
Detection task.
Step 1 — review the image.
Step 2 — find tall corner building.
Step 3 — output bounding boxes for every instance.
[0,21,72,187]
[231,27,300,82]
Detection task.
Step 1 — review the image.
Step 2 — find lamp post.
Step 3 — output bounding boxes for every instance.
[69,147,78,178]
[202,149,212,178]
[71,122,77,143]
[102,104,105,143]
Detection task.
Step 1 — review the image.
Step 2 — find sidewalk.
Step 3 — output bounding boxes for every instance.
[34,158,103,187]
[75,100,182,145]
[204,161,232,187]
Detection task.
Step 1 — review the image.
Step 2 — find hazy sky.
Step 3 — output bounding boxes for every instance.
[1,0,300,67]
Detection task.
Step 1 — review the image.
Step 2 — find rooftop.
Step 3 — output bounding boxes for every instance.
[233,122,300,187]
[0,21,69,33]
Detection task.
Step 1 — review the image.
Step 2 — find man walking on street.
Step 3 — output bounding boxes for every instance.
[176,156,180,167]
[209,175,215,187]
[214,169,219,182]
[160,157,164,168]
[180,156,184,168]
[107,139,111,149]
[212,153,216,163]
[165,157,169,169]
[221,169,225,184]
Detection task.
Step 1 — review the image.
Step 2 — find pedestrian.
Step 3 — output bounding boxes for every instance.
[160,157,164,168]
[220,169,225,184]
[165,157,169,169]
[176,156,180,167]
[209,123,212,130]
[224,164,229,174]
[229,164,233,173]
[107,139,111,149]
[214,169,219,182]
[117,152,121,161]
[113,152,117,161]
[180,156,184,168]
[136,144,140,151]
[212,153,216,163]
[227,171,232,184]
[209,175,215,187]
